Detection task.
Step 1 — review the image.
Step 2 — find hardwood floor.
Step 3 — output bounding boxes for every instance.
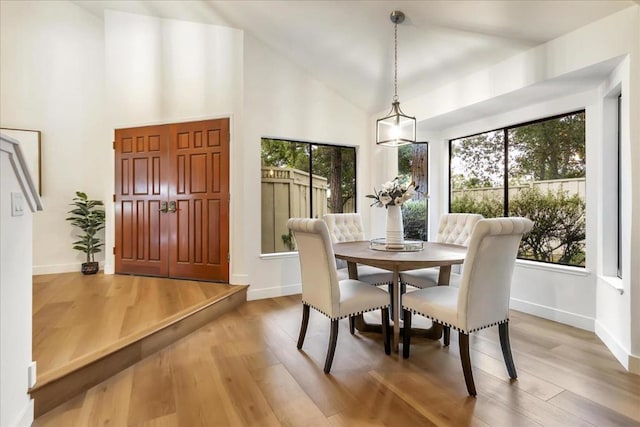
[33,273,239,378]
[34,293,640,426]
[32,272,246,416]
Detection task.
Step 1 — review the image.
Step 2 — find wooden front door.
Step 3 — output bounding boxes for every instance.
[115,119,230,282]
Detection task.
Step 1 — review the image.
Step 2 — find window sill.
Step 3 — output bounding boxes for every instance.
[259,251,299,260]
[598,275,624,295]
[515,259,591,277]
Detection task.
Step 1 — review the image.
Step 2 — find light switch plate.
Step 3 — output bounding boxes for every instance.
[11,192,24,216]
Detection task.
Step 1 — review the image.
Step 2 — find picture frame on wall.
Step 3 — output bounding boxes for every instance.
[0,127,42,195]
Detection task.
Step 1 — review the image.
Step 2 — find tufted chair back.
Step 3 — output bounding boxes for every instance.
[323,213,366,243]
[287,218,340,317]
[437,213,484,245]
[456,217,534,332]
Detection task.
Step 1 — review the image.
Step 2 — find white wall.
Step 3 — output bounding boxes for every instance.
[0,0,109,274]
[394,6,640,371]
[243,33,370,300]
[103,10,244,276]
[0,139,39,427]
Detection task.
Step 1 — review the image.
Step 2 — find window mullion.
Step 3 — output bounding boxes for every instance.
[308,144,313,218]
[504,128,509,217]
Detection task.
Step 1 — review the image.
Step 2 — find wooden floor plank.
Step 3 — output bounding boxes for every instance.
[209,350,282,426]
[549,390,640,427]
[127,350,176,426]
[251,363,332,427]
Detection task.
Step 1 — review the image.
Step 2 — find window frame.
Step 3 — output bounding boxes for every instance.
[448,109,586,267]
[397,143,429,241]
[617,94,622,279]
[260,137,358,254]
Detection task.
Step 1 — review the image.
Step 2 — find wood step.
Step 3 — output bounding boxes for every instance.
[30,284,247,418]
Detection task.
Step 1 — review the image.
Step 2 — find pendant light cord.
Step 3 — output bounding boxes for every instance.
[393,20,398,102]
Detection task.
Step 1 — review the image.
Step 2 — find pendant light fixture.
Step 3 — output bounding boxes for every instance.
[376,10,416,146]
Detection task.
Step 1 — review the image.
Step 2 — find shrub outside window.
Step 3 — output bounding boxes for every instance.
[398,144,429,241]
[450,111,586,267]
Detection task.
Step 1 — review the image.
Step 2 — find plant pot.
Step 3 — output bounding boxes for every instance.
[81,262,99,275]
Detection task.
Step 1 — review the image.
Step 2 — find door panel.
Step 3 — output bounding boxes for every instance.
[168,120,229,281]
[115,119,229,282]
[115,126,170,276]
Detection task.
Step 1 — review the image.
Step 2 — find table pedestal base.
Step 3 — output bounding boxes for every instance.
[353,314,443,339]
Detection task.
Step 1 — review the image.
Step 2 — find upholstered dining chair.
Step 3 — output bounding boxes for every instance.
[323,213,394,287]
[400,213,483,289]
[288,218,391,374]
[402,217,533,396]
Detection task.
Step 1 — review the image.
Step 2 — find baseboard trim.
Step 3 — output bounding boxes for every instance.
[594,320,632,371]
[32,263,82,275]
[510,297,594,331]
[629,353,640,375]
[10,399,33,427]
[230,273,249,285]
[33,262,109,276]
[247,283,301,301]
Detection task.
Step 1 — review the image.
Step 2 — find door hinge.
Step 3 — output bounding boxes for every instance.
[113,246,116,255]
[227,252,230,262]
[228,193,231,201]
[113,194,116,202]
[112,140,116,150]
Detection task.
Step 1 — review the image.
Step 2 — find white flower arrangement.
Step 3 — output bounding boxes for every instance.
[366,177,419,208]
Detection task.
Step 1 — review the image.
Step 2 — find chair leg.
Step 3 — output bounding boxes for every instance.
[402,309,412,358]
[324,319,339,374]
[443,325,450,347]
[459,332,477,396]
[297,304,310,349]
[349,316,355,334]
[499,322,518,379]
[381,307,391,355]
[388,283,394,316]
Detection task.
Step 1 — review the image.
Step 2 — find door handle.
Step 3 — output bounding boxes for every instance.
[168,201,177,213]
[158,201,168,213]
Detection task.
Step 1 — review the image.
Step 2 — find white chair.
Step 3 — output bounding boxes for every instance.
[402,217,534,396]
[323,213,394,287]
[288,218,391,373]
[400,213,483,289]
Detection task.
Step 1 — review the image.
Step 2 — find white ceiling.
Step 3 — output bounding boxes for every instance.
[75,0,636,115]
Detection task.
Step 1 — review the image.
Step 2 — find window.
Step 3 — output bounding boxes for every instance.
[617,94,622,278]
[398,144,429,240]
[450,111,586,267]
[261,138,356,254]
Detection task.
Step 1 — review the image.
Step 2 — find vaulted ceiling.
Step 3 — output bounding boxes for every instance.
[75,0,636,114]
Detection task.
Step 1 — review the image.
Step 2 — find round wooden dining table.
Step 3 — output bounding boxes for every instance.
[333,240,467,352]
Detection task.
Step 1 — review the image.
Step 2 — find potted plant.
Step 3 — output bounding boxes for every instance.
[66,191,106,275]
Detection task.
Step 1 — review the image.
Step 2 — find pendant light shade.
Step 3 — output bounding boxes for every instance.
[376,101,416,146]
[376,10,416,147]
